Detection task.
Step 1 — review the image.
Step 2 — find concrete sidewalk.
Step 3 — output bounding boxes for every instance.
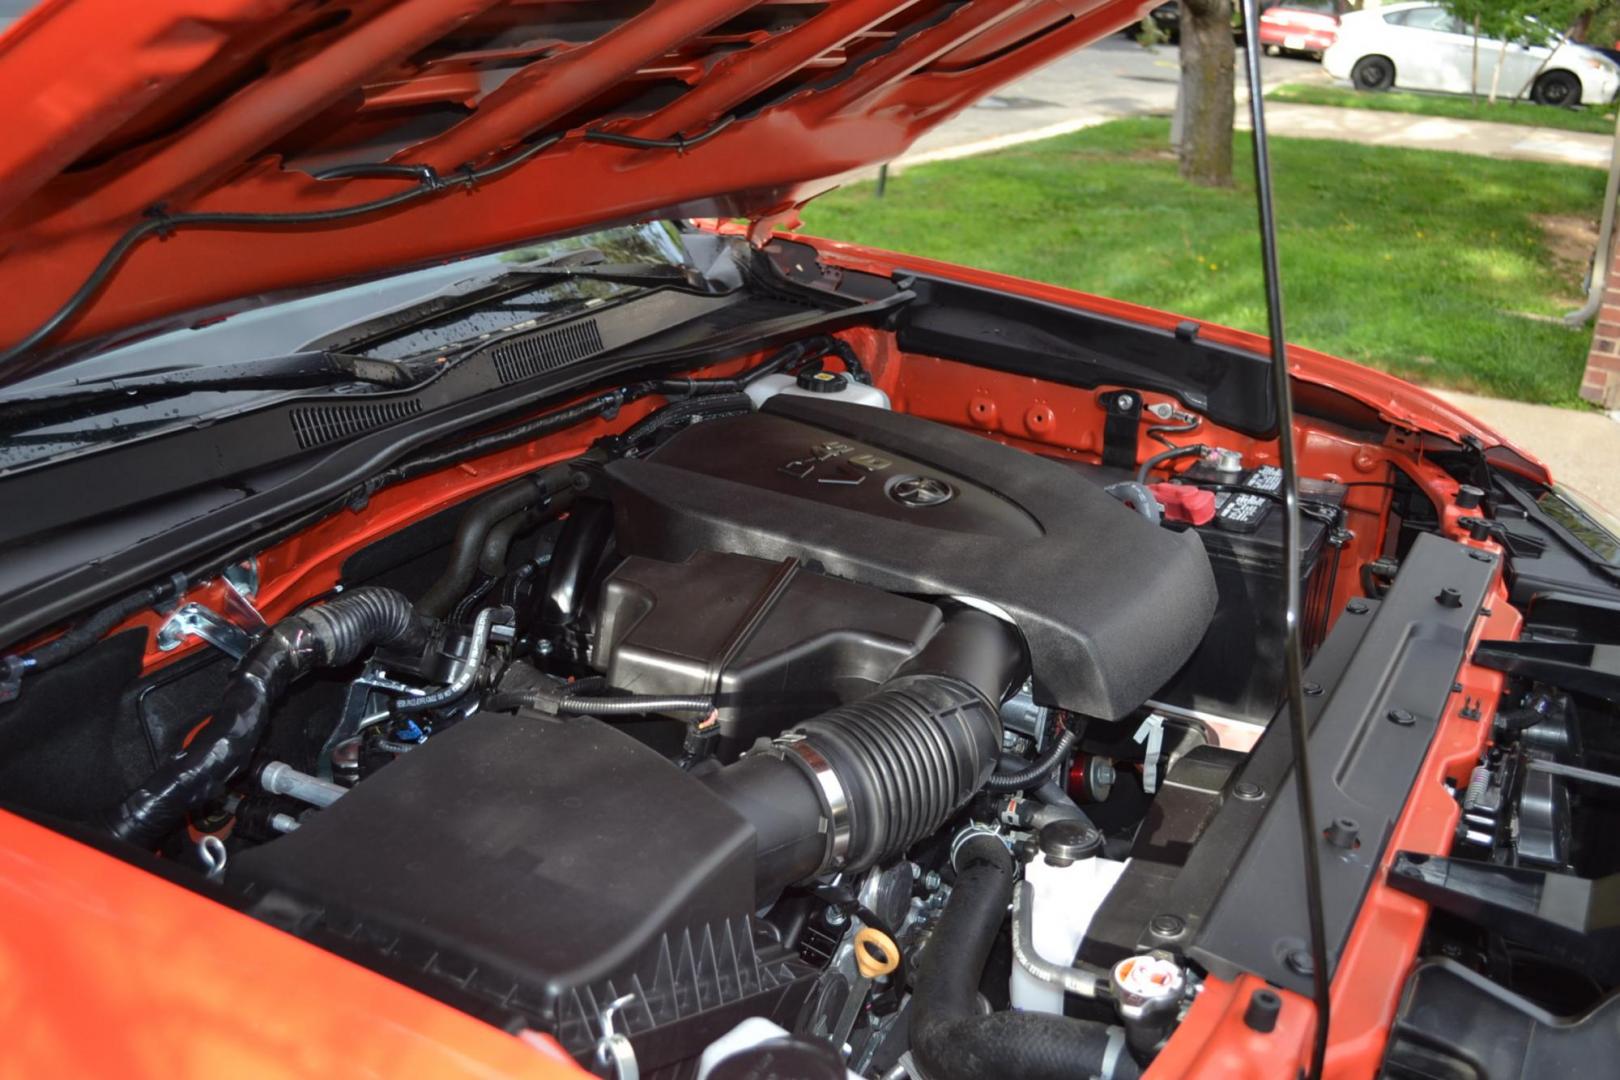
[1435,391,1620,513]
[888,40,1612,172]
[1239,103,1614,169]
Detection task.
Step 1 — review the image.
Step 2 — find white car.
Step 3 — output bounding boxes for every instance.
[1323,2,1620,105]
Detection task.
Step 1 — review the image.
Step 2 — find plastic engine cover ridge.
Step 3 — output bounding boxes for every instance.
[605,397,1218,719]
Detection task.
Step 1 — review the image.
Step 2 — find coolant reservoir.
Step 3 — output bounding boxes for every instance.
[744,368,890,410]
[1010,820,1128,1015]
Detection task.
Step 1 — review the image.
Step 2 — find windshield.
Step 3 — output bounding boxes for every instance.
[0,221,696,472]
[1538,484,1620,567]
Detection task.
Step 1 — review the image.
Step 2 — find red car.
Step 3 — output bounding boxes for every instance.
[1,3,1615,1080]
[1260,0,1345,58]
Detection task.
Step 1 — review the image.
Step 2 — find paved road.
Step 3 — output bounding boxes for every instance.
[900,37,1327,165]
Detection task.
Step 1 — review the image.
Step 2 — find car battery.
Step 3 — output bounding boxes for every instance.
[1150,462,1346,726]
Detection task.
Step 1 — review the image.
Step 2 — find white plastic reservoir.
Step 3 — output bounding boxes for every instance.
[1010,841,1129,1015]
[744,369,890,410]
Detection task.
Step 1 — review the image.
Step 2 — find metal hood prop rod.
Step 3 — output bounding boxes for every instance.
[1237,4,1331,1077]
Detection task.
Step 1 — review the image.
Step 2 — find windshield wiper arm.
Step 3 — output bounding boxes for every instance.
[0,351,414,430]
[303,254,708,356]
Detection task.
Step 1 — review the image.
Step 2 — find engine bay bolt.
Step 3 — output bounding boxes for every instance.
[1243,989,1282,1033]
[1323,818,1360,849]
[1303,682,1323,697]
[1149,914,1186,939]
[1285,949,1315,977]
[1469,551,1494,563]
[823,906,849,928]
[1233,781,1265,801]
[1345,600,1370,615]
[921,870,942,892]
[1387,708,1416,727]
[1436,587,1463,608]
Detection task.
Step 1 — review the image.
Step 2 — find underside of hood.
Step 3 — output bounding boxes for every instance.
[0,0,1147,375]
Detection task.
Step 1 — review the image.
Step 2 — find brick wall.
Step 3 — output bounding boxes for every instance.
[1583,244,1620,408]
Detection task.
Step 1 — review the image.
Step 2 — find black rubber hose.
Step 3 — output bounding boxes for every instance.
[911,833,1139,1080]
[104,587,426,849]
[986,728,1078,793]
[821,336,871,384]
[1135,443,1207,486]
[417,467,573,619]
[478,508,544,578]
[619,391,753,447]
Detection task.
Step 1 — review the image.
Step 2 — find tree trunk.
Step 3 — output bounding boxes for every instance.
[1471,20,1480,104]
[1178,0,1235,187]
[1488,36,1508,104]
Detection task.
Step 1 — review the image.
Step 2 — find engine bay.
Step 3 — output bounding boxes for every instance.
[6,305,1620,1079]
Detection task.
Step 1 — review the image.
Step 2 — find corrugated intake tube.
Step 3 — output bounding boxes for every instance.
[702,609,1027,897]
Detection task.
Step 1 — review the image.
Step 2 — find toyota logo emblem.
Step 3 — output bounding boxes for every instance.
[887,474,955,508]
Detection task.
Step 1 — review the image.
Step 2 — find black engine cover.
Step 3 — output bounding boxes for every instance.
[606,397,1217,719]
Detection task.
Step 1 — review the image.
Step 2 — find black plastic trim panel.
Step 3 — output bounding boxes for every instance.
[1189,533,1498,994]
[1073,588,1378,969]
[894,275,1277,436]
[1382,959,1620,1079]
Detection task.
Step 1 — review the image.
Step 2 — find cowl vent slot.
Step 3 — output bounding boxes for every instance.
[289,399,423,449]
[491,319,604,385]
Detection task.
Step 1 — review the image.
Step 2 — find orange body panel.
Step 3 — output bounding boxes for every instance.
[0,810,586,1079]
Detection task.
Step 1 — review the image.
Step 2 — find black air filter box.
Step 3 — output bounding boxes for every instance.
[230,714,815,1068]
[605,397,1217,719]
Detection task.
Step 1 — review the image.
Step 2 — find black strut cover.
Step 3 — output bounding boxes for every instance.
[605,397,1218,719]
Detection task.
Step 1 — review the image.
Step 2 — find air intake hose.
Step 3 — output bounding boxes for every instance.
[106,587,428,850]
[704,609,1024,898]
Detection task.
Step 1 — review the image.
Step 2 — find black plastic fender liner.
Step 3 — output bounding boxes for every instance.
[606,397,1218,719]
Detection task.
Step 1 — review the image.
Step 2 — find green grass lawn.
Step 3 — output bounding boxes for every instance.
[1268,81,1617,135]
[799,118,1605,405]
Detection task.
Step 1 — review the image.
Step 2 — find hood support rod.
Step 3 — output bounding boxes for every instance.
[1238,4,1331,1077]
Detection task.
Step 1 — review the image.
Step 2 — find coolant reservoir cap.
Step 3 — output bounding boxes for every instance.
[796,368,849,394]
[709,1037,846,1080]
[1038,819,1103,866]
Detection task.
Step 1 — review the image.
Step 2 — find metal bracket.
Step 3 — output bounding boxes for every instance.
[156,559,266,658]
[1134,713,1167,795]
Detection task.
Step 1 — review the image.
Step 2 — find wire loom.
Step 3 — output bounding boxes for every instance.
[0,116,739,368]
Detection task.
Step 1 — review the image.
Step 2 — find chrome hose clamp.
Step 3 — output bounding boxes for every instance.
[777,733,853,868]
